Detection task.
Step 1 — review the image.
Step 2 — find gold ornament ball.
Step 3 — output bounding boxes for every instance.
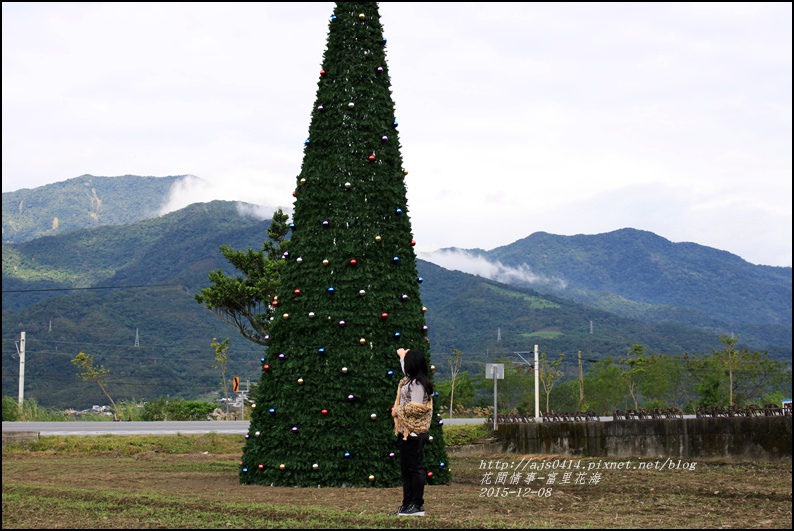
[341,367,348,374]
[323,259,329,265]
[300,178,306,184]
[359,338,367,344]
[370,413,377,420]
[430,364,436,372]
[283,313,289,319]
[368,474,375,481]
[422,306,428,313]
[375,235,382,242]
[312,463,319,470]
[298,378,304,385]
[359,13,366,19]
[309,312,316,318]
[279,464,286,470]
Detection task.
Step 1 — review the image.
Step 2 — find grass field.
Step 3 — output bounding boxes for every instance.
[2,431,791,529]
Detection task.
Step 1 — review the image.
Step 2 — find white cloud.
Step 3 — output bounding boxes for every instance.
[418,249,566,289]
[2,2,791,267]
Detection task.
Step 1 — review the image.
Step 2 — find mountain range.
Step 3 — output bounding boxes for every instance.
[2,175,791,409]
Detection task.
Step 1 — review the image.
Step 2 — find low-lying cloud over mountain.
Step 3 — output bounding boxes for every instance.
[418,249,566,289]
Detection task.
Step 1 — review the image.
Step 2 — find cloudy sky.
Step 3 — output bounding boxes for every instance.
[2,2,791,267]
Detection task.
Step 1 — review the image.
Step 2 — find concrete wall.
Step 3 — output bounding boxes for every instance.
[490,417,791,461]
[2,431,39,447]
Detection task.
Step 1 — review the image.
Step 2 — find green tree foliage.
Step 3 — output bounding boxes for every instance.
[239,3,450,488]
[436,371,475,416]
[195,209,290,346]
[584,357,628,415]
[691,345,791,408]
[638,353,691,409]
[476,358,535,415]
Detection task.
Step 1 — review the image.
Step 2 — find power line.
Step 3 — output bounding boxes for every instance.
[2,283,186,293]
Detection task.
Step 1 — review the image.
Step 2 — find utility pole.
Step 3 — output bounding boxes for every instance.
[534,344,540,420]
[514,345,541,420]
[16,331,26,406]
[578,351,584,410]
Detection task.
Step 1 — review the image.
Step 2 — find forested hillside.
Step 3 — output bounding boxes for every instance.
[2,177,790,409]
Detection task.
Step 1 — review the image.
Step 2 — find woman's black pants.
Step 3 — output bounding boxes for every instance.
[398,432,429,507]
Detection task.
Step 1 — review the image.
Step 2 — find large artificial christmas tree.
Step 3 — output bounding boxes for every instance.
[240,2,451,488]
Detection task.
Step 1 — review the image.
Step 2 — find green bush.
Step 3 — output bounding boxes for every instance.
[3,395,21,421]
[140,397,216,421]
[442,423,491,446]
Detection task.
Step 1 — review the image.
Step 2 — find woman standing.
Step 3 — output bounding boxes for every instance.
[391,347,434,517]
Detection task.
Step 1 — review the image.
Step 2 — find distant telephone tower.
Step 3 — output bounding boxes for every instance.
[134,328,140,347]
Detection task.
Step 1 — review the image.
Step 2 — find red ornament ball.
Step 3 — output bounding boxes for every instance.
[427,471,434,478]
[349,259,357,266]
[368,154,376,162]
[320,69,326,76]
[411,239,416,246]
[321,409,329,415]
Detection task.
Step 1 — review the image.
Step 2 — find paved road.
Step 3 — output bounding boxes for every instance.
[2,418,487,436]
[4,416,702,436]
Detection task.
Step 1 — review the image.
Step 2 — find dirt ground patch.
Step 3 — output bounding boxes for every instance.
[2,451,791,528]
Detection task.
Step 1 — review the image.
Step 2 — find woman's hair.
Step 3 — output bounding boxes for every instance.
[403,349,434,396]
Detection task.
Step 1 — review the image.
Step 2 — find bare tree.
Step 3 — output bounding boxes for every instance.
[539,352,565,414]
[211,338,230,416]
[445,348,463,418]
[620,344,647,410]
[719,334,741,406]
[71,352,119,420]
